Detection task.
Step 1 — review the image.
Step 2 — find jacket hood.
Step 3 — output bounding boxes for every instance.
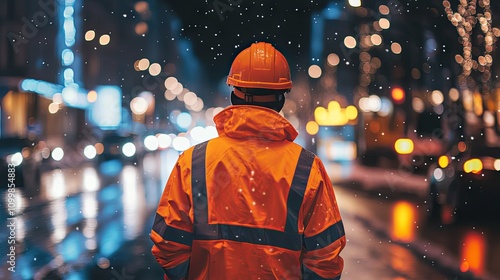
[213,105,298,141]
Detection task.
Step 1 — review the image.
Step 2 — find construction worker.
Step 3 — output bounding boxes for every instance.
[151,42,346,279]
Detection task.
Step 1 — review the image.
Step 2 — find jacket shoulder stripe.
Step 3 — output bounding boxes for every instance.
[192,141,209,225]
[193,223,302,251]
[152,213,193,246]
[303,220,345,251]
[285,148,316,233]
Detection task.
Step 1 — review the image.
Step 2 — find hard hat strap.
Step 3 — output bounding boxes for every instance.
[233,88,282,103]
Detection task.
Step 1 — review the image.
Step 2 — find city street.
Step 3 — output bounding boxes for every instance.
[1,1,500,279]
[1,151,499,280]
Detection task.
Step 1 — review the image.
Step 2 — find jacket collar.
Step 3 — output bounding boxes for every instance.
[213,105,298,141]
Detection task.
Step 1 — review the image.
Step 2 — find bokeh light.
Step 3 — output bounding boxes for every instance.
[379,18,391,29]
[308,65,322,78]
[130,97,148,115]
[344,36,357,49]
[144,135,159,151]
[327,53,340,66]
[51,147,64,161]
[157,134,172,149]
[99,34,110,45]
[138,58,150,71]
[84,145,97,159]
[391,42,402,54]
[87,90,97,103]
[84,30,95,41]
[306,121,319,135]
[122,142,136,157]
[148,63,162,76]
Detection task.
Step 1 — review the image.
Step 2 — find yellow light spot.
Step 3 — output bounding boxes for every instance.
[438,155,449,169]
[394,138,414,154]
[345,105,358,120]
[464,158,482,174]
[306,121,319,135]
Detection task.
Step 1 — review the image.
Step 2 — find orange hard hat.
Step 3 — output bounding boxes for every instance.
[227,42,292,91]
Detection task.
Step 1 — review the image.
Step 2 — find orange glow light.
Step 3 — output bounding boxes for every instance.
[391,87,405,104]
[391,201,415,242]
[461,231,486,276]
[458,141,467,152]
[460,261,470,273]
[94,143,104,155]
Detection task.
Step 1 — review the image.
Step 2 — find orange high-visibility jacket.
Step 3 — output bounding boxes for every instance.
[151,105,346,280]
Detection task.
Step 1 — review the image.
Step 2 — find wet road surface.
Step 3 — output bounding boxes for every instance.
[1,152,499,279]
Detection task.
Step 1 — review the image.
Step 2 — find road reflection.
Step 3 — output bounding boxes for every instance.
[391,201,416,243]
[460,230,486,276]
[122,165,146,240]
[1,151,499,279]
[0,149,178,279]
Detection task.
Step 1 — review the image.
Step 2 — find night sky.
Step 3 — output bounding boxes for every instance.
[161,0,500,96]
[164,0,333,82]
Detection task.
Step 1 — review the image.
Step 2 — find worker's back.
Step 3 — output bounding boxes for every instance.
[151,41,345,280]
[188,124,306,279]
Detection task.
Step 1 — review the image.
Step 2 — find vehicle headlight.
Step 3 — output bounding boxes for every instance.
[122,142,136,157]
[7,152,23,167]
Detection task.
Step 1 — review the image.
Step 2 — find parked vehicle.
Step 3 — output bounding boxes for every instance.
[97,132,143,165]
[0,137,42,189]
[427,143,500,223]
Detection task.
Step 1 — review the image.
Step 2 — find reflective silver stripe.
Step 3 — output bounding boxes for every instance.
[191,141,209,225]
[303,220,345,251]
[193,223,302,251]
[285,148,315,233]
[191,141,315,244]
[152,213,193,246]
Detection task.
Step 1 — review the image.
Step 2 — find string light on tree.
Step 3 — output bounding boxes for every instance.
[443,0,500,94]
